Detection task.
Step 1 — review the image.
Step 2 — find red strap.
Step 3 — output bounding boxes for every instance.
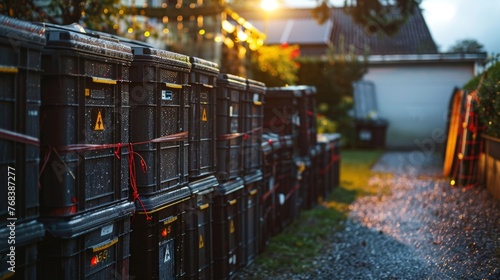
[39,131,188,221]
[128,144,151,220]
[0,128,39,147]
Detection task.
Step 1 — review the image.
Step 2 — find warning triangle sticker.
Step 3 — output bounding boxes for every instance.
[201,107,208,122]
[199,234,204,249]
[229,220,235,234]
[94,111,104,131]
[164,248,171,263]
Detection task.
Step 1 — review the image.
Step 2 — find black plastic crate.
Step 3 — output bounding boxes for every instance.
[242,79,265,175]
[0,220,44,279]
[306,146,320,209]
[216,74,246,182]
[259,133,280,249]
[127,43,191,203]
[188,57,219,181]
[184,176,218,280]
[0,16,45,224]
[323,133,341,192]
[212,178,244,280]
[39,25,133,217]
[240,171,262,267]
[275,159,301,230]
[316,136,331,200]
[38,201,134,279]
[263,87,301,157]
[129,186,191,280]
[301,86,318,148]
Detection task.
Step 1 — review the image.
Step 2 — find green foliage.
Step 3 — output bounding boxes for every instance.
[448,39,485,53]
[316,114,337,134]
[1,0,122,33]
[464,58,500,138]
[297,41,367,147]
[249,44,300,87]
[312,0,419,36]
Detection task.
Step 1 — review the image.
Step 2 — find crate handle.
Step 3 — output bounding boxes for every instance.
[0,66,18,74]
[165,83,182,89]
[199,203,209,210]
[92,238,118,252]
[249,189,258,196]
[201,84,214,89]
[229,199,237,205]
[92,77,117,85]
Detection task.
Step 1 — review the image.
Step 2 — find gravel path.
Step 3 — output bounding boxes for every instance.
[237,151,500,279]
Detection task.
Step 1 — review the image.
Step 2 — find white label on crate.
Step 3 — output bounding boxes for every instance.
[253,93,259,103]
[293,114,300,126]
[279,193,285,206]
[359,130,372,141]
[101,224,113,236]
[162,90,173,101]
[229,106,233,117]
[228,254,237,265]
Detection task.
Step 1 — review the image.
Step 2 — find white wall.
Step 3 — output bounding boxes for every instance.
[363,62,475,150]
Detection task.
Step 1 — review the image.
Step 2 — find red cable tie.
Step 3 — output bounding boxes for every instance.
[128,143,151,220]
[114,143,121,159]
[0,128,39,146]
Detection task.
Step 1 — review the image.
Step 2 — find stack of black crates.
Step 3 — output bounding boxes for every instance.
[37,23,135,279]
[0,15,343,280]
[317,133,342,200]
[125,40,192,280]
[263,87,302,234]
[185,56,220,280]
[0,16,45,280]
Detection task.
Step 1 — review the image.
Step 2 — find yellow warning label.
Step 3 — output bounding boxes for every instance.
[94,111,104,131]
[201,107,208,122]
[85,88,90,97]
[199,234,204,249]
[229,220,235,234]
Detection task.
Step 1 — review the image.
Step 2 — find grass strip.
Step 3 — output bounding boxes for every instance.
[254,149,388,275]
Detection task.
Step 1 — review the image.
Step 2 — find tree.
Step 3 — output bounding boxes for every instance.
[296,39,368,146]
[0,0,122,32]
[312,0,420,36]
[249,44,300,87]
[448,39,485,53]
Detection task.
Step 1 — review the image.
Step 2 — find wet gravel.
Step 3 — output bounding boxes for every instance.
[237,151,500,279]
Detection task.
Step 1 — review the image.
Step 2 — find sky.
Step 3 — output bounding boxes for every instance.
[283,0,500,55]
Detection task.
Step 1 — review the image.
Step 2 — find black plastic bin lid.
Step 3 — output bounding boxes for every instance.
[217,73,247,88]
[243,170,263,185]
[135,186,192,213]
[0,220,44,250]
[41,201,135,239]
[128,44,191,69]
[265,86,303,98]
[188,175,218,195]
[190,56,220,74]
[215,177,244,195]
[41,22,133,61]
[0,15,46,45]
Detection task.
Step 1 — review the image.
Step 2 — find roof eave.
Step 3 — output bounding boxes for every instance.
[364,53,488,64]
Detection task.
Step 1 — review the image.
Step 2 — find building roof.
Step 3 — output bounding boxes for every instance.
[330,7,438,55]
[241,6,438,56]
[248,9,333,46]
